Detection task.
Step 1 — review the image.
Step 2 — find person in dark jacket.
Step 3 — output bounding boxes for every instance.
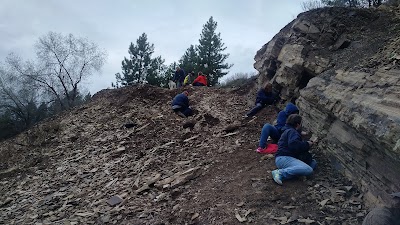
[256,103,300,154]
[271,114,317,185]
[173,67,185,88]
[192,72,208,86]
[171,91,192,117]
[244,83,278,118]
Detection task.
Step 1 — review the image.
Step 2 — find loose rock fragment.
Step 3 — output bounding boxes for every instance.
[107,196,123,206]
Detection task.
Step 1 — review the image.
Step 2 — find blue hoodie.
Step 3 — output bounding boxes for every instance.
[255,89,277,105]
[172,93,189,108]
[274,103,299,132]
[275,124,310,158]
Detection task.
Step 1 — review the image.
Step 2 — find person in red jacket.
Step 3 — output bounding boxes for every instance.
[192,72,208,86]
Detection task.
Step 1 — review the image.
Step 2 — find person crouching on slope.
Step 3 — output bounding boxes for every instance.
[171,91,193,118]
[271,114,318,185]
[244,83,278,118]
[192,72,208,86]
[256,103,300,154]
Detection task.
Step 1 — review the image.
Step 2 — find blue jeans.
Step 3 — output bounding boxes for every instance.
[259,124,280,148]
[246,103,265,117]
[275,156,317,180]
[176,81,183,88]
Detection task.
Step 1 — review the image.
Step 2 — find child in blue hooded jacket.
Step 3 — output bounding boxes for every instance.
[171,91,192,117]
[256,103,300,154]
[271,114,317,185]
[244,83,278,118]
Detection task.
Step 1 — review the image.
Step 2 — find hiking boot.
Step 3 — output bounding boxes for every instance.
[272,169,283,185]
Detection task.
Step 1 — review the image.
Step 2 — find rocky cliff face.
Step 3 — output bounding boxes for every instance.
[254,6,400,206]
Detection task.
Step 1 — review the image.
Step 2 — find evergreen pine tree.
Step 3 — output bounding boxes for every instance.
[179,45,198,74]
[120,33,165,86]
[197,17,232,86]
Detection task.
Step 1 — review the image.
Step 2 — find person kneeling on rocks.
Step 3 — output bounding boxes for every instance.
[271,114,317,185]
[171,91,193,118]
[256,102,301,154]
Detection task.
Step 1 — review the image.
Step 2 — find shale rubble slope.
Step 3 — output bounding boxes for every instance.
[0,85,367,224]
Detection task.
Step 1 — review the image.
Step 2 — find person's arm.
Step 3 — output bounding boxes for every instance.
[183,96,189,108]
[262,92,277,105]
[287,129,310,153]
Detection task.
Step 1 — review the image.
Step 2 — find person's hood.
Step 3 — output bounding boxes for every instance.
[285,103,299,115]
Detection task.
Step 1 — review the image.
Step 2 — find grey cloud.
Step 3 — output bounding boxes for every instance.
[0,0,303,94]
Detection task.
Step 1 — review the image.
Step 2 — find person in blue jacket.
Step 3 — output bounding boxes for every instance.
[271,114,317,185]
[256,103,300,154]
[173,67,186,88]
[244,83,278,118]
[171,91,192,117]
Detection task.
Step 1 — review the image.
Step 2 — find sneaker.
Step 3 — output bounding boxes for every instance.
[272,170,283,185]
[256,144,278,154]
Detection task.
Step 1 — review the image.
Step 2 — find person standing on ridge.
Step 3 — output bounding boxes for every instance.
[192,72,208,86]
[244,83,279,118]
[173,67,186,88]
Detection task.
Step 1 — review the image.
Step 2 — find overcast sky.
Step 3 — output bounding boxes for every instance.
[0,0,304,94]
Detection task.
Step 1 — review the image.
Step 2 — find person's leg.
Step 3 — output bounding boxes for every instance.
[275,156,314,180]
[309,159,317,170]
[246,103,264,117]
[182,107,193,117]
[173,107,186,118]
[177,81,182,88]
[259,124,274,148]
[193,82,201,86]
[269,126,280,143]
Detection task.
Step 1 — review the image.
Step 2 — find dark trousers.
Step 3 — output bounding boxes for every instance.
[173,107,193,117]
[246,103,265,117]
[193,82,205,86]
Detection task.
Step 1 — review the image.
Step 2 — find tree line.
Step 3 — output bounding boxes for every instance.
[114,16,232,88]
[0,16,232,140]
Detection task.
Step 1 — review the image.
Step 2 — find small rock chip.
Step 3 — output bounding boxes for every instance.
[235,212,247,222]
[298,218,315,224]
[107,196,122,206]
[191,213,199,220]
[236,201,244,207]
[319,199,330,207]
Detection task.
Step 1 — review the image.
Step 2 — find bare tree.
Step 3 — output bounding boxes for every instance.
[7,32,107,110]
[0,65,43,130]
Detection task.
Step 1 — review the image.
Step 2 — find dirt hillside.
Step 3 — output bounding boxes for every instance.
[0,84,367,224]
